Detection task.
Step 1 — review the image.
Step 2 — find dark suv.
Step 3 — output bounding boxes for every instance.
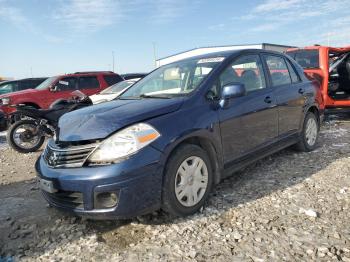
[0,78,47,95]
[36,50,323,219]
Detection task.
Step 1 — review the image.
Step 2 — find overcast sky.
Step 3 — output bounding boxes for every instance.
[1,0,350,79]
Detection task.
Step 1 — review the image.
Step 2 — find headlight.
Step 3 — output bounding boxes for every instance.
[88,123,160,164]
[0,98,10,105]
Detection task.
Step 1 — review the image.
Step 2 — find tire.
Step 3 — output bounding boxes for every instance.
[7,119,45,153]
[161,144,213,217]
[294,112,319,152]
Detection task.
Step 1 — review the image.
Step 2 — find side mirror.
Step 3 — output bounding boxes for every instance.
[50,86,58,92]
[219,83,246,109]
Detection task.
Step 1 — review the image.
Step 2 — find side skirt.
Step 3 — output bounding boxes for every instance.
[222,134,300,179]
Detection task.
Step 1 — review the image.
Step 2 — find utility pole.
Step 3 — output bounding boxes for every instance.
[112,51,115,72]
[152,42,157,68]
[30,67,33,77]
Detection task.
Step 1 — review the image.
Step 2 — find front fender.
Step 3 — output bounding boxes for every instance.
[147,106,223,175]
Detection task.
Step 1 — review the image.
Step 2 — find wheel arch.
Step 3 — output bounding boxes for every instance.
[162,134,223,185]
[21,102,41,109]
[306,105,320,125]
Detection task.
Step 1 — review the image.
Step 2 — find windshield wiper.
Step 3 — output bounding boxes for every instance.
[139,94,171,99]
[118,96,142,100]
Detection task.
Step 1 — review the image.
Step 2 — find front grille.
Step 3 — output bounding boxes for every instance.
[44,139,97,168]
[43,190,84,209]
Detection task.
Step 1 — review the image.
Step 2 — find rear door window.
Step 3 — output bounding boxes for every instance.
[264,55,292,86]
[78,76,100,90]
[56,77,77,91]
[286,60,301,83]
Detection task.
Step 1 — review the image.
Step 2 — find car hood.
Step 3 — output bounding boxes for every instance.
[0,88,37,99]
[58,97,184,141]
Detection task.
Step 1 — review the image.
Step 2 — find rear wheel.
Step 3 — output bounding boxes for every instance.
[295,112,319,152]
[7,120,45,153]
[162,144,213,217]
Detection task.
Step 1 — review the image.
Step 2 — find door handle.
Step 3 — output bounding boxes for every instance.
[264,96,272,104]
[298,88,305,94]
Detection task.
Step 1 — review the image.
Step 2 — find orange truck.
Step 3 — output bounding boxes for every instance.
[286,45,350,113]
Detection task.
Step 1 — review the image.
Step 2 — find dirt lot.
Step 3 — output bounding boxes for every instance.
[0,116,350,261]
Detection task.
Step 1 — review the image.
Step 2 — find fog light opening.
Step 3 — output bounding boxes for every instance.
[95,192,119,209]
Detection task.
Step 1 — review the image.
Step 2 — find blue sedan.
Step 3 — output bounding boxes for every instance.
[36,49,323,219]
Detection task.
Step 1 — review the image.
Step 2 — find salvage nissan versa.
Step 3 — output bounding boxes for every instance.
[36,50,323,219]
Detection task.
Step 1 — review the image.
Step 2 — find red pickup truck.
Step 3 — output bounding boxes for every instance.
[286,45,350,113]
[0,71,123,124]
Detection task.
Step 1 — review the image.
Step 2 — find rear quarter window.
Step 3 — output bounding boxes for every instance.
[78,76,100,89]
[103,75,123,86]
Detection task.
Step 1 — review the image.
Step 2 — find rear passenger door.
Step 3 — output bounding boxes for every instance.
[263,54,305,136]
[218,54,279,164]
[77,76,100,95]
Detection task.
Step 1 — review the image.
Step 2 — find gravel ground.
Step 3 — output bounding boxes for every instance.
[0,116,350,261]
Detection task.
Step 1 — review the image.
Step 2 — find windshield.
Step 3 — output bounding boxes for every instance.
[120,57,225,99]
[0,82,13,92]
[286,50,319,69]
[100,80,135,95]
[35,76,57,90]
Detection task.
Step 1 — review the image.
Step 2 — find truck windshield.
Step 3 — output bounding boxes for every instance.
[120,57,225,99]
[286,50,319,69]
[35,76,57,90]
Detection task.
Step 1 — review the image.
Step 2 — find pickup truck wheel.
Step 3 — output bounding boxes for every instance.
[295,112,319,152]
[162,144,213,217]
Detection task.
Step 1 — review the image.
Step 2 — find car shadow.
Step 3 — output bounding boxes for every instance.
[0,117,349,258]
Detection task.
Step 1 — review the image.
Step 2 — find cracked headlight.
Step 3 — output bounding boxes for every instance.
[88,123,160,164]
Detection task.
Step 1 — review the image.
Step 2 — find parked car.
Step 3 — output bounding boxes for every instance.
[121,73,147,80]
[0,78,47,95]
[36,49,323,219]
[89,79,138,104]
[286,45,350,113]
[0,71,123,127]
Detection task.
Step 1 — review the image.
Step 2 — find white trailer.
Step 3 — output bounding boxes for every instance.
[156,43,295,67]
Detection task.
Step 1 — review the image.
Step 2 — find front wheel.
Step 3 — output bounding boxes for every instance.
[7,120,45,153]
[161,144,213,217]
[295,112,319,152]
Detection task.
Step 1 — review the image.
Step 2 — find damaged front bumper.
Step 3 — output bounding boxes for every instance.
[35,146,165,219]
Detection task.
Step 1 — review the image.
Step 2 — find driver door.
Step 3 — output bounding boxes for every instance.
[42,77,78,108]
[218,54,279,164]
